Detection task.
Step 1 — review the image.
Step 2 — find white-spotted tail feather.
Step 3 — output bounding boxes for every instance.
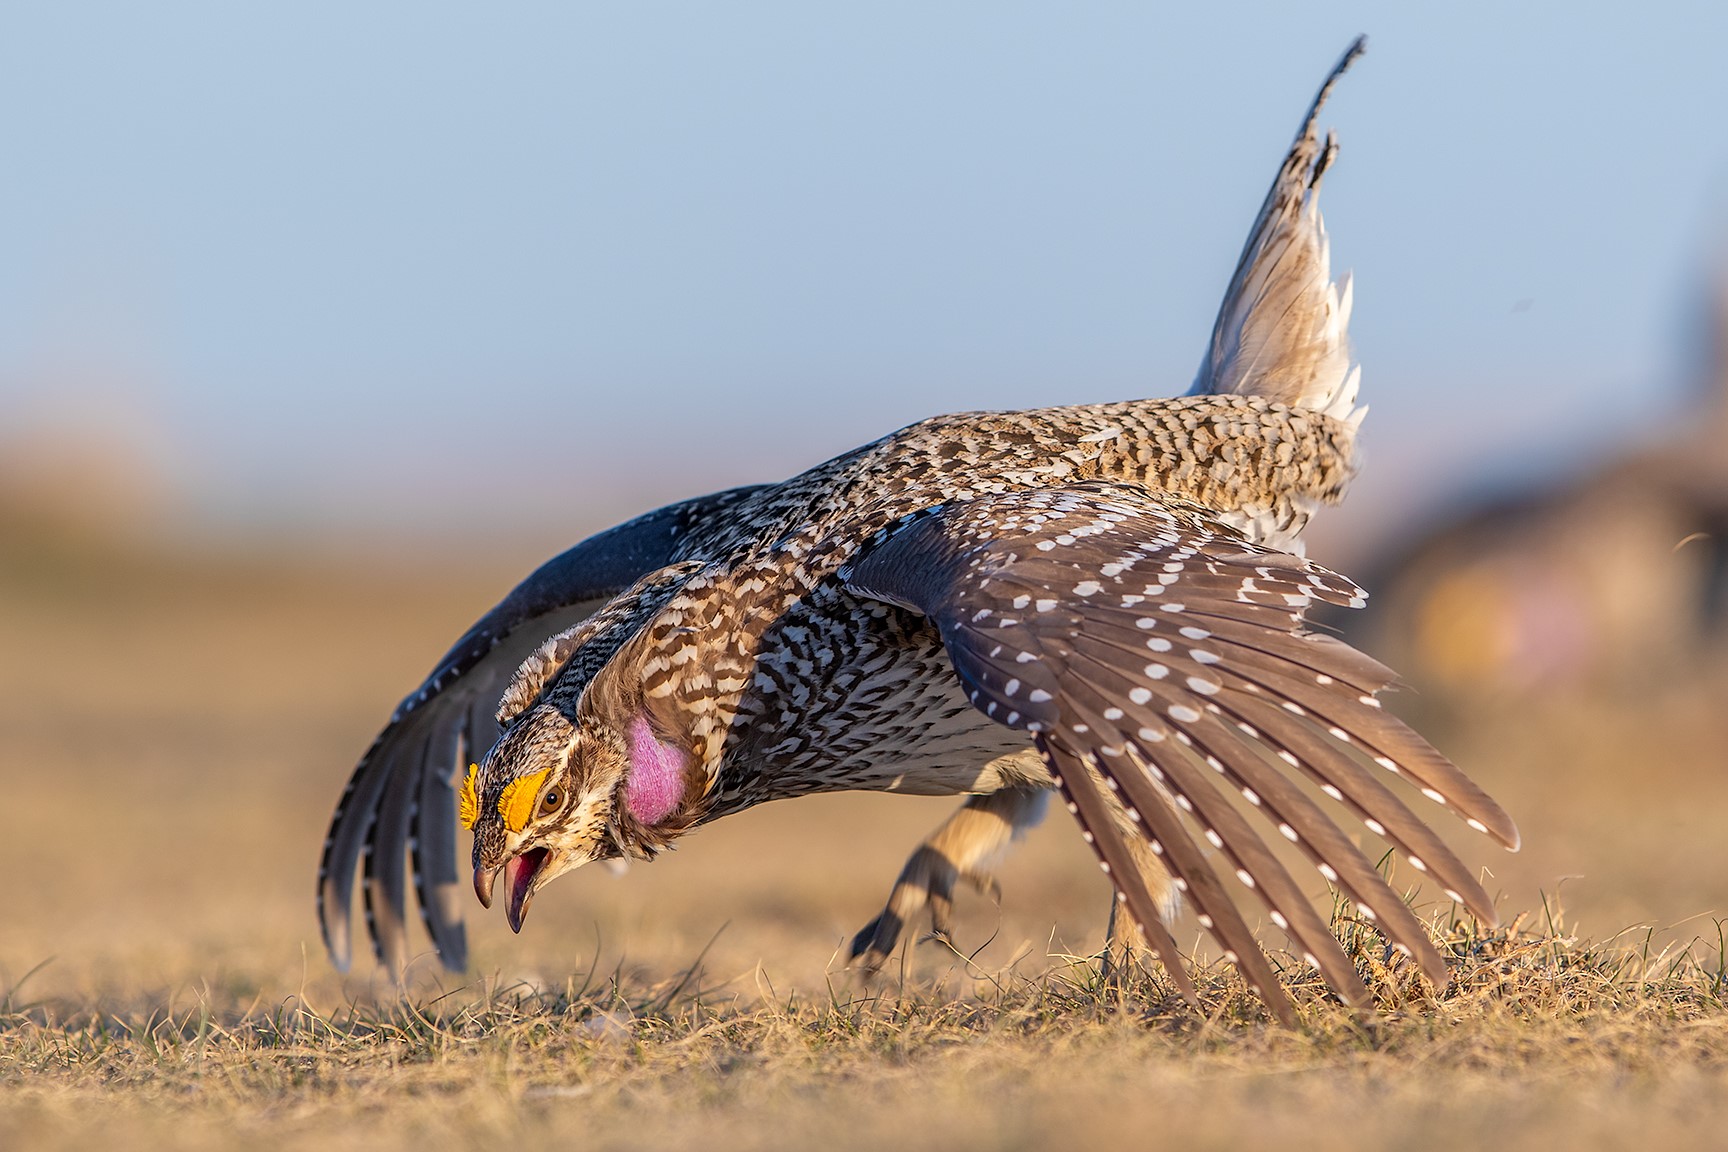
[1191,36,1366,426]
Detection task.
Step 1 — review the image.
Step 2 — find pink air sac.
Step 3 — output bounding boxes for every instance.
[625,714,687,825]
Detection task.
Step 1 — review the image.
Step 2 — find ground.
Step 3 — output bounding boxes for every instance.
[2,519,1725,1150]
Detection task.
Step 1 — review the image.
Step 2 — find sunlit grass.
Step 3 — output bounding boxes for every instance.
[4,907,1726,1151]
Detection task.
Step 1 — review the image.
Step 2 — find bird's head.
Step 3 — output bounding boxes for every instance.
[461,692,699,933]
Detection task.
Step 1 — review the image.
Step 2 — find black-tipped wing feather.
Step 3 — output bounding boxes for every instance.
[841,482,1517,1014]
[318,484,765,973]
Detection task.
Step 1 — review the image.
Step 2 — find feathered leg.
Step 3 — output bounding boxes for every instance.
[1101,793,1178,987]
[849,783,1050,972]
[851,757,1179,976]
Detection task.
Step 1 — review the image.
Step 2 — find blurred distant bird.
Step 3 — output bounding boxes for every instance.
[317,38,1518,1025]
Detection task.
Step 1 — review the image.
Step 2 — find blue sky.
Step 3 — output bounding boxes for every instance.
[1,3,1724,544]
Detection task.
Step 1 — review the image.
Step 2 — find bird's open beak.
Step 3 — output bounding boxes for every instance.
[473,845,556,930]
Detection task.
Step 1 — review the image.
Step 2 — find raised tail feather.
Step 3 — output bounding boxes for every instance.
[1190,35,1366,425]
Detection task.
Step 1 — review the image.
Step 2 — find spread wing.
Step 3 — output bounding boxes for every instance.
[840,482,1517,1024]
[317,484,765,974]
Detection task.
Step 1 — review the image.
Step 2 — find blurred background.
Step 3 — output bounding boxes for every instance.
[1,2,1726,1007]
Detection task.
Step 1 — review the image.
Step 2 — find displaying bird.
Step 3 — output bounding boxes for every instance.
[317,37,1519,1025]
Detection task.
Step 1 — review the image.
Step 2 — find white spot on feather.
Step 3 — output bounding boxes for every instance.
[1079,425,1124,443]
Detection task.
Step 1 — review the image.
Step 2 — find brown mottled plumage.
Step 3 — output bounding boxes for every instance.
[316,38,1519,1025]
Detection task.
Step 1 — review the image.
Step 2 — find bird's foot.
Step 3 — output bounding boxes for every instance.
[848,845,1000,975]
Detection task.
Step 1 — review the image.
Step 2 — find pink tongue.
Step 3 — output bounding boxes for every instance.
[625,714,687,824]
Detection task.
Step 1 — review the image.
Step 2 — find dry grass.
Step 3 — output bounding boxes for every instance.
[4,916,1727,1151]
[4,517,1728,1150]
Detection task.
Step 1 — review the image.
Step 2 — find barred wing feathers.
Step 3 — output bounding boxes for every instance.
[840,482,1517,1021]
[317,484,765,974]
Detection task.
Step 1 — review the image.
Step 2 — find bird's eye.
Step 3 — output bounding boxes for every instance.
[540,787,563,813]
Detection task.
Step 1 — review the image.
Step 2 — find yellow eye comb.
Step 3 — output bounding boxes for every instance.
[497,767,553,833]
[458,764,481,831]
